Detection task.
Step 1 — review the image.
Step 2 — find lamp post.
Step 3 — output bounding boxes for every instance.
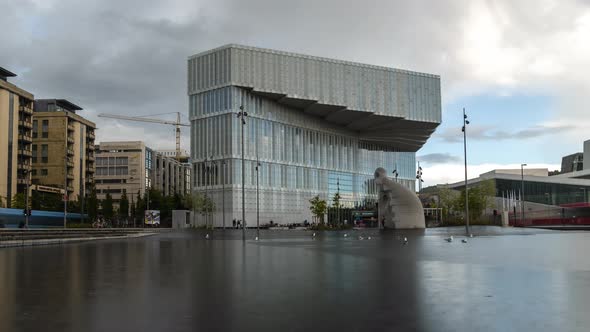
[416,162,423,192]
[521,163,527,226]
[462,108,470,235]
[23,169,30,228]
[255,160,260,239]
[237,105,248,241]
[64,156,68,228]
[222,159,226,230]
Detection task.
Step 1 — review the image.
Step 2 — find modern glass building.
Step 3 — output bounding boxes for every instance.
[188,45,441,226]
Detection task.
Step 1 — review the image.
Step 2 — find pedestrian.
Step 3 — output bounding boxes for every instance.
[233,219,236,229]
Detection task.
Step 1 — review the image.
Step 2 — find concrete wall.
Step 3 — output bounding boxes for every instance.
[584,140,590,170]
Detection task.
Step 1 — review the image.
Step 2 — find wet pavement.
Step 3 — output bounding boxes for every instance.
[1,226,589,332]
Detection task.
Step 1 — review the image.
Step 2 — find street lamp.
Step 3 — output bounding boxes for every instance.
[255,160,261,239]
[462,108,470,235]
[416,161,423,192]
[22,169,31,228]
[521,163,527,226]
[237,105,248,241]
[222,159,226,230]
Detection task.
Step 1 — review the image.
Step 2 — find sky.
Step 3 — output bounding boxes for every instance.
[1,0,589,187]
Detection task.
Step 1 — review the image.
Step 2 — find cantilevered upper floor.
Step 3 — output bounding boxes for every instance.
[187,45,441,151]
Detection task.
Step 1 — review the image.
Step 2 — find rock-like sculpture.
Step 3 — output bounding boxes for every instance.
[374,167,425,229]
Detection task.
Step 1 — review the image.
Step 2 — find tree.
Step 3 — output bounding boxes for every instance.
[309,195,327,224]
[130,196,136,227]
[11,193,26,209]
[136,190,145,226]
[119,191,129,219]
[87,186,98,222]
[102,192,114,221]
[456,180,496,222]
[332,192,342,225]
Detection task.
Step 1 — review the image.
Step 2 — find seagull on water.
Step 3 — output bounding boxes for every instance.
[205,234,210,240]
[344,233,348,238]
[403,237,408,245]
[312,232,316,238]
[358,236,364,240]
[255,236,259,241]
[461,239,467,243]
[367,236,372,240]
[469,234,474,238]
[445,236,453,243]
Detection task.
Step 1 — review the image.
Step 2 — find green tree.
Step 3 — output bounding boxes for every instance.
[309,195,327,224]
[332,192,342,224]
[456,180,496,222]
[119,191,129,219]
[102,192,114,221]
[182,193,193,210]
[87,186,98,222]
[136,190,145,226]
[130,196,136,227]
[11,193,26,209]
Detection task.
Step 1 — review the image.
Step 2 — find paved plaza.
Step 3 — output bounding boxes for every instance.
[1,227,589,331]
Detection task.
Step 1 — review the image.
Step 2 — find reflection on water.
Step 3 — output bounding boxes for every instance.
[0,229,590,331]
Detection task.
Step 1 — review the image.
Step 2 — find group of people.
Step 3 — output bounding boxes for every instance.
[232,219,242,229]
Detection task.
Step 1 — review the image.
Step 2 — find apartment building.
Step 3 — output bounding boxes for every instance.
[95,141,191,212]
[31,99,96,201]
[0,67,34,208]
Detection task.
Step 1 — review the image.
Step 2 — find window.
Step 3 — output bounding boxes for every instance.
[32,120,38,138]
[41,169,48,176]
[42,120,49,138]
[32,145,37,163]
[41,144,48,163]
[31,169,37,176]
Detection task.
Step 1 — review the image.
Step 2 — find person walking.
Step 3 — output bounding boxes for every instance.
[233,219,236,229]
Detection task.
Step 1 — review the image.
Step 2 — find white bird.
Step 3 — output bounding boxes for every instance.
[367,236,372,240]
[461,239,467,243]
[445,236,453,243]
[344,233,348,238]
[358,236,364,240]
[312,233,316,237]
[255,236,259,241]
[205,234,210,240]
[469,234,474,238]
[403,237,408,245]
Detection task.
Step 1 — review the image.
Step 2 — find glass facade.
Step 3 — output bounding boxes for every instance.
[189,45,441,226]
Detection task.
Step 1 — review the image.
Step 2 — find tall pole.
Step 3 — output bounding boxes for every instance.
[238,105,248,241]
[521,163,527,226]
[256,160,260,239]
[222,160,226,230]
[24,169,30,228]
[64,156,68,228]
[462,108,469,235]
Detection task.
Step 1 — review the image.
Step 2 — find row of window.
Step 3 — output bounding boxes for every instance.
[32,120,49,138]
[96,166,129,176]
[31,169,48,176]
[96,157,129,166]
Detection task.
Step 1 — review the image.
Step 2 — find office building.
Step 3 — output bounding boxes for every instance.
[188,45,441,226]
[95,141,191,212]
[561,153,583,174]
[31,99,96,202]
[0,67,34,207]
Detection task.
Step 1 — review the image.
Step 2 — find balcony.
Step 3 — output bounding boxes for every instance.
[18,133,32,143]
[19,105,33,115]
[86,165,95,173]
[87,154,95,161]
[18,149,32,157]
[66,160,74,168]
[86,144,95,151]
[18,119,33,129]
[87,131,95,140]
[67,123,75,132]
[66,186,74,192]
[67,136,75,144]
[67,173,74,180]
[17,162,31,170]
[67,148,74,156]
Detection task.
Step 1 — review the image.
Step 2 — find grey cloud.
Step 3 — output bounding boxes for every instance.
[417,153,461,164]
[0,0,589,150]
[435,125,576,143]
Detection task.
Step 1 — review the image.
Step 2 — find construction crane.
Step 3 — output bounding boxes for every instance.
[98,112,190,160]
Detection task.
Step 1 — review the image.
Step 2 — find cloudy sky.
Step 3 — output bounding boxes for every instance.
[2,0,589,187]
